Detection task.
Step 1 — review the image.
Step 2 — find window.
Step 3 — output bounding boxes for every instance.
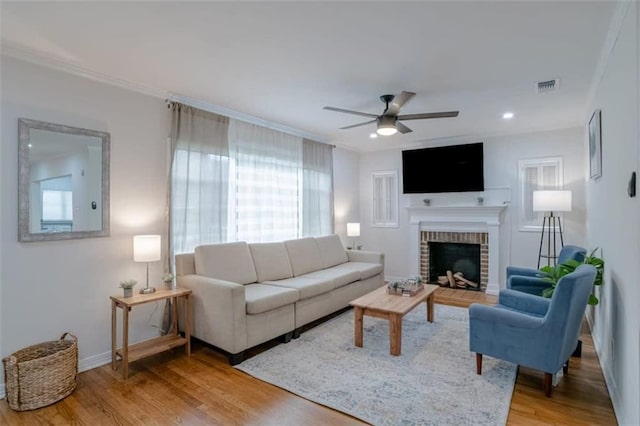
[372,170,398,227]
[518,157,563,231]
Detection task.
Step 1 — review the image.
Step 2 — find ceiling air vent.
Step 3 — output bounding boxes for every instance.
[537,79,559,94]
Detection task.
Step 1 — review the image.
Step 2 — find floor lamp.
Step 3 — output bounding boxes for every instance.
[533,190,572,268]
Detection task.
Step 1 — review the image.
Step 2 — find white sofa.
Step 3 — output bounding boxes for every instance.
[175,234,384,364]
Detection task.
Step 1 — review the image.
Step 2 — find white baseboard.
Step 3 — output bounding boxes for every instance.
[0,350,112,401]
[485,283,500,296]
[78,350,112,373]
[585,311,620,424]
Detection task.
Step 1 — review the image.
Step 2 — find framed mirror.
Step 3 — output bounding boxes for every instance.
[18,118,110,242]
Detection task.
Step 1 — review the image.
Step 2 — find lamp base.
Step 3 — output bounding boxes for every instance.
[139,287,156,294]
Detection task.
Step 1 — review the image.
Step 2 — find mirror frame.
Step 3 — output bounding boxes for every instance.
[18,118,110,242]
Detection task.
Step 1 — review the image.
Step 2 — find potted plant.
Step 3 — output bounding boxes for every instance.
[539,248,604,305]
[119,279,137,298]
[162,273,175,288]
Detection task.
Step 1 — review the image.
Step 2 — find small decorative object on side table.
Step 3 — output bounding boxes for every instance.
[111,287,192,379]
[119,279,137,298]
[387,276,423,296]
[162,272,175,288]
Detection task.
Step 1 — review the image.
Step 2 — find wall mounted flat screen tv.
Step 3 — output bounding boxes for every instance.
[402,142,484,193]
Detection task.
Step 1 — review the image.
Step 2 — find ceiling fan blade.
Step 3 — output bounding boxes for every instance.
[396,122,413,134]
[383,91,416,116]
[340,119,377,130]
[323,106,378,118]
[398,111,459,120]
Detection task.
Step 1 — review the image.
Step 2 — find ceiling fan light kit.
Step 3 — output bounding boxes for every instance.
[376,116,398,136]
[323,91,460,137]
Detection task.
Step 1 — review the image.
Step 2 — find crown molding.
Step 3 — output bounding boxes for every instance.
[1,41,167,98]
[2,41,330,143]
[584,1,631,121]
[167,93,329,143]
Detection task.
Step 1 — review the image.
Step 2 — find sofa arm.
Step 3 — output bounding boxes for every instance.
[347,250,384,264]
[178,274,248,354]
[498,289,551,316]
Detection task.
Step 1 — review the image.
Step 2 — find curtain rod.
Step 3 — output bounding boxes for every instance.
[166,95,333,146]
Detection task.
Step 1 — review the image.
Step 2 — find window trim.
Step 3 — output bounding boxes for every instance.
[371,169,399,228]
[518,157,564,232]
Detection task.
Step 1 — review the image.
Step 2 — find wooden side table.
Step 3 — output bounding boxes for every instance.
[111,287,192,379]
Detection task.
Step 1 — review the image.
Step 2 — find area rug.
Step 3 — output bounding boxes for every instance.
[235,304,516,426]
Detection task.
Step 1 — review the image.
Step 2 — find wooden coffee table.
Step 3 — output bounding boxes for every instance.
[349,284,439,356]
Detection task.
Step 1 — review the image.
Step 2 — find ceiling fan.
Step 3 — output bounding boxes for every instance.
[323,91,459,136]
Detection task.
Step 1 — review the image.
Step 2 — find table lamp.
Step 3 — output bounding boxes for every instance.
[134,235,161,294]
[347,222,360,250]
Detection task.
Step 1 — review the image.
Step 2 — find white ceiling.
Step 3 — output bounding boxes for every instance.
[1,1,615,152]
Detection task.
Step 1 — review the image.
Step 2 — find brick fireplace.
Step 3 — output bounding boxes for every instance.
[420,231,488,291]
[407,205,506,295]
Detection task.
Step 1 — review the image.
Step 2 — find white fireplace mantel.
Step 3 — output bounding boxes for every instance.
[406,204,507,295]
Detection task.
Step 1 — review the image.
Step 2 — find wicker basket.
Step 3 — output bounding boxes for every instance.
[2,333,78,411]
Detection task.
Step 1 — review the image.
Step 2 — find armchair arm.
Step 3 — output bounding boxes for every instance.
[347,250,384,264]
[506,266,542,280]
[498,289,551,316]
[177,274,248,354]
[469,303,545,329]
[507,275,552,296]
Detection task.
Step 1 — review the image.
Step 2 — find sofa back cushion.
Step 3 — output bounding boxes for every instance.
[249,242,294,282]
[284,237,323,276]
[315,234,349,269]
[194,242,257,285]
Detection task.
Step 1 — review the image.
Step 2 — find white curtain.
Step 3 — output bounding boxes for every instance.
[170,105,229,255]
[228,119,302,242]
[302,138,334,236]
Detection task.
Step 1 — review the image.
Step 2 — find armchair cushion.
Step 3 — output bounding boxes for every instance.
[507,275,552,297]
[498,289,551,316]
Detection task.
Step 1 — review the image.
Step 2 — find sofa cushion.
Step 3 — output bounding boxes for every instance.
[315,235,349,269]
[244,284,299,315]
[349,262,384,280]
[263,276,334,300]
[195,242,257,285]
[306,264,361,288]
[249,242,294,282]
[284,237,323,276]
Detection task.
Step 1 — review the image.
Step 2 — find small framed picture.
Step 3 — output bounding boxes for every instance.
[589,109,602,179]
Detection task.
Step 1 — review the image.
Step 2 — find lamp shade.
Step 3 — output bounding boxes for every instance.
[533,190,572,212]
[347,223,361,237]
[133,235,161,262]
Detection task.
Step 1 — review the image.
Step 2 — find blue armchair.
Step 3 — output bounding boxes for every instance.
[506,245,587,296]
[469,264,597,396]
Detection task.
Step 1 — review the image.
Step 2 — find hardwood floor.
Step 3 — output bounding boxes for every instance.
[1,288,617,425]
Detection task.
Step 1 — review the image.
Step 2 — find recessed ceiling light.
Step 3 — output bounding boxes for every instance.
[369,133,378,139]
[503,112,514,120]
[28,143,32,148]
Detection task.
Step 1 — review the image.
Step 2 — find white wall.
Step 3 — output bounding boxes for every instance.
[358,127,586,282]
[585,2,639,424]
[333,146,360,246]
[0,56,170,389]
